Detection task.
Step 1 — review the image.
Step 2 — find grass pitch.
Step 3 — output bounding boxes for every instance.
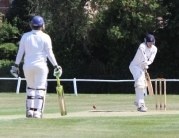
[0,93,179,138]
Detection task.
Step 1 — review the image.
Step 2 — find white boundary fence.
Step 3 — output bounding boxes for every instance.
[0,77,179,96]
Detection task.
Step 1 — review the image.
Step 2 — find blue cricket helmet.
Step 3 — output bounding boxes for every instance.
[145,34,155,44]
[30,16,44,27]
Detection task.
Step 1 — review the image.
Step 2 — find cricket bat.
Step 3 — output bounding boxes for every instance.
[145,70,154,95]
[56,77,67,116]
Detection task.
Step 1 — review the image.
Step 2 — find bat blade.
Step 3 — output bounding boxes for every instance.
[145,71,154,95]
[56,79,67,116]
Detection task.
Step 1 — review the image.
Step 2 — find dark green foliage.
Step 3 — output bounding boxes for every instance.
[151,0,179,79]
[41,0,179,94]
[78,0,166,80]
[6,0,39,33]
[0,43,17,60]
[40,0,88,79]
[1,0,179,94]
[0,19,20,44]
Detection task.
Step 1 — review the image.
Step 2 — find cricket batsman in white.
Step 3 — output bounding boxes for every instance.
[129,34,157,112]
[10,16,62,118]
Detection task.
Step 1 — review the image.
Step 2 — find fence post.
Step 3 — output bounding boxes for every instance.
[16,77,21,94]
[73,78,78,96]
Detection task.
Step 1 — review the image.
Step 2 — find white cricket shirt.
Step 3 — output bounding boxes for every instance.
[130,42,157,66]
[15,30,57,66]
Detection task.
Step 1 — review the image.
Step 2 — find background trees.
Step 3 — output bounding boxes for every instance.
[0,0,179,93]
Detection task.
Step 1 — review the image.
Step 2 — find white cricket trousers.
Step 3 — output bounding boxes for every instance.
[129,65,147,107]
[23,63,49,89]
[23,63,48,117]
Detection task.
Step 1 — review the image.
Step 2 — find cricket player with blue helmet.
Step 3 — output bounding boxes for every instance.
[129,34,157,112]
[10,15,62,118]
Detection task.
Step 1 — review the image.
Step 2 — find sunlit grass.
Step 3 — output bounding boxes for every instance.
[0,93,179,138]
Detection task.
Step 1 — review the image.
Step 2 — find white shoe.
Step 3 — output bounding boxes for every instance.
[137,105,147,112]
[27,110,33,118]
[34,111,42,118]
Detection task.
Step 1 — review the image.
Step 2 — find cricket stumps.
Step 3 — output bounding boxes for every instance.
[155,78,166,110]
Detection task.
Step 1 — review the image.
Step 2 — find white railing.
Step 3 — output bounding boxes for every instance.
[0,77,179,96]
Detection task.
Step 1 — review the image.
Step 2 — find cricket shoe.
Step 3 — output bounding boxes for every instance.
[34,111,42,118]
[137,105,147,112]
[26,110,33,118]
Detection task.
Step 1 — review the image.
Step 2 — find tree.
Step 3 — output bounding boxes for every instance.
[154,0,179,78]
[1,0,179,93]
[0,18,20,44]
[39,0,89,78]
[81,0,166,78]
[6,0,40,33]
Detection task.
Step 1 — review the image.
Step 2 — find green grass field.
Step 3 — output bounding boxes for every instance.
[0,93,179,138]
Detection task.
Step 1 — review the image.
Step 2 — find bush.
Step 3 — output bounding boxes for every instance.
[0,43,17,60]
[0,18,20,44]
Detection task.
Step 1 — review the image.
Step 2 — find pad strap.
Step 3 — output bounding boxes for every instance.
[27,87,46,91]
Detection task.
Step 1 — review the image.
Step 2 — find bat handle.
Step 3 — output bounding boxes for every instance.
[145,69,148,74]
[56,77,61,85]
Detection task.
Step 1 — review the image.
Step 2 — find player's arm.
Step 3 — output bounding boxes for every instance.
[44,35,62,78]
[44,35,58,66]
[15,36,25,65]
[147,48,157,65]
[138,45,148,61]
[10,36,25,77]
[138,46,149,70]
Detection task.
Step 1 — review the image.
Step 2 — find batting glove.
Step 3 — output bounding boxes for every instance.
[10,64,19,78]
[141,61,149,70]
[53,65,62,78]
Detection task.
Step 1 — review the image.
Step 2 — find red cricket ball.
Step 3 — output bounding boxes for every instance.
[93,105,96,109]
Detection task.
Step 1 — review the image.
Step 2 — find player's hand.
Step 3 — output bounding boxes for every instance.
[53,65,62,78]
[141,61,149,70]
[10,64,19,78]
